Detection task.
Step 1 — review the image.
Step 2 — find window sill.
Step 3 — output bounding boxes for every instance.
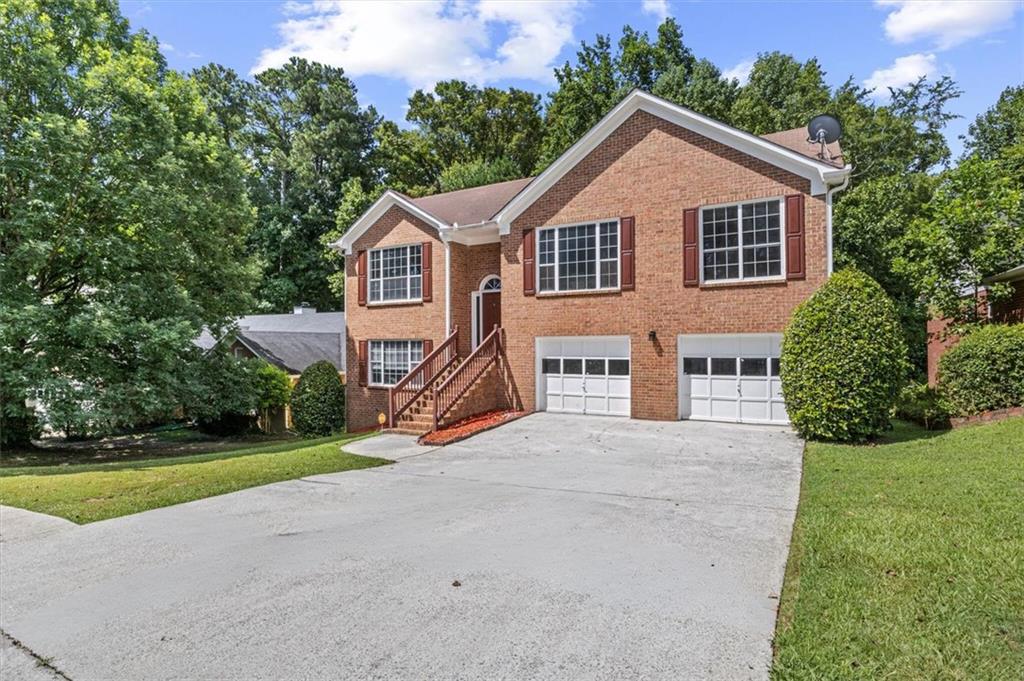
[367,299,424,307]
[699,277,787,289]
[536,288,622,298]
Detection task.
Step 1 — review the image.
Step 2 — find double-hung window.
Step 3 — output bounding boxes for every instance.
[369,244,422,303]
[369,340,423,386]
[701,199,782,282]
[537,220,619,293]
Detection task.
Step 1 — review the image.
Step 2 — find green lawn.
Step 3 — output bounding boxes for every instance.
[0,434,389,524]
[772,418,1024,680]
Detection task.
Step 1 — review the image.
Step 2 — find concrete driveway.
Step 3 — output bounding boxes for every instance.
[1,414,803,680]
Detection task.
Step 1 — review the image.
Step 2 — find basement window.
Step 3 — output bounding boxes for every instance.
[369,340,423,386]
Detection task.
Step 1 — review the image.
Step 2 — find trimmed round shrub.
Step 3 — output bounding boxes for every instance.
[938,324,1024,417]
[290,360,345,437]
[780,268,908,442]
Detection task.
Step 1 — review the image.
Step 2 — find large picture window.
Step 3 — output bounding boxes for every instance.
[701,200,782,282]
[369,245,422,303]
[537,220,619,293]
[369,340,423,386]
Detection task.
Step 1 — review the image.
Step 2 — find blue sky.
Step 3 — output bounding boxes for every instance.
[123,1,1024,159]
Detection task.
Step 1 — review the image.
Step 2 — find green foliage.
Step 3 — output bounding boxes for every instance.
[894,382,950,430]
[321,178,384,300]
[898,156,1024,330]
[730,52,832,134]
[653,58,738,122]
[184,352,260,435]
[963,85,1024,183]
[781,269,908,442]
[252,362,292,411]
[938,324,1024,417]
[438,157,521,193]
[290,360,345,437]
[1,0,255,437]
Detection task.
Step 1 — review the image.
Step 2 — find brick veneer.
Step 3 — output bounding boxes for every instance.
[345,206,449,430]
[503,110,828,420]
[346,109,834,427]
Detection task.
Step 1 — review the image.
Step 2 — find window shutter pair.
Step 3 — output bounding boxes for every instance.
[682,194,806,284]
[522,218,636,295]
[356,241,433,305]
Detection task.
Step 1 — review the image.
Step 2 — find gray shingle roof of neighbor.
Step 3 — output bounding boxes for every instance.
[237,330,343,375]
[406,177,534,226]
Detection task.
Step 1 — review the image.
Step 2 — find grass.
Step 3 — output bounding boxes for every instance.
[0,433,389,524]
[772,417,1024,680]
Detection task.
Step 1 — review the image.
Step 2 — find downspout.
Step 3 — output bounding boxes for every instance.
[443,236,452,332]
[825,174,851,275]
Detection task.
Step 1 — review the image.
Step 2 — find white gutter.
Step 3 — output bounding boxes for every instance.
[825,170,851,275]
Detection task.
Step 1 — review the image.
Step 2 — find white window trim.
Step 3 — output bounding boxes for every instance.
[536,219,621,294]
[699,198,787,285]
[368,339,424,387]
[368,243,423,305]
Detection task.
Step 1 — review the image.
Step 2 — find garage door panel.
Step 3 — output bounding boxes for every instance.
[539,336,630,417]
[679,334,787,425]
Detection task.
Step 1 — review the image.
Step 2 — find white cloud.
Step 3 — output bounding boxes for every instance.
[722,57,755,85]
[162,42,175,53]
[641,0,670,20]
[252,0,583,87]
[863,53,938,98]
[877,0,1020,50]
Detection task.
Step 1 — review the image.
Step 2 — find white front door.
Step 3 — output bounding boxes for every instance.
[537,337,631,416]
[678,334,787,424]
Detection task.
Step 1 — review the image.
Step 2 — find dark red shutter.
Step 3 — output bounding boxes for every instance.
[683,208,699,287]
[358,340,368,386]
[421,241,432,302]
[785,194,806,280]
[422,339,433,357]
[357,250,367,305]
[620,216,635,291]
[522,229,535,296]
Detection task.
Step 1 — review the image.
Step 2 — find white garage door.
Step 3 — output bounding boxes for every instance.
[678,334,787,425]
[537,337,630,416]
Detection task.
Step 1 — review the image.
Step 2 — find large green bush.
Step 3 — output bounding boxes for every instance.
[938,324,1024,416]
[894,381,950,430]
[781,268,908,442]
[290,361,345,437]
[184,354,290,436]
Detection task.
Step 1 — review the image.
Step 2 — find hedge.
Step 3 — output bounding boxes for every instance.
[290,360,345,437]
[780,268,908,442]
[938,324,1024,417]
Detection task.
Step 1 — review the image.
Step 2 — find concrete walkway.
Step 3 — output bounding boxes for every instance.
[0,414,803,680]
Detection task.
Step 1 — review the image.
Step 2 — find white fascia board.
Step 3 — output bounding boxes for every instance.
[331,190,448,255]
[495,90,852,234]
[983,263,1024,284]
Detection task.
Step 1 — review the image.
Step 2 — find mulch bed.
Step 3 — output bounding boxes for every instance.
[419,409,526,446]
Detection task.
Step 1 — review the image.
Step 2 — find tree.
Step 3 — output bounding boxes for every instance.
[1,0,256,440]
[238,58,379,312]
[653,58,739,122]
[321,177,384,300]
[898,157,1024,331]
[290,360,345,436]
[730,53,832,134]
[438,158,521,193]
[833,174,935,375]
[538,18,696,167]
[963,85,1024,183]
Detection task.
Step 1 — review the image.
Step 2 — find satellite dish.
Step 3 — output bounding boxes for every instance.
[807,114,842,160]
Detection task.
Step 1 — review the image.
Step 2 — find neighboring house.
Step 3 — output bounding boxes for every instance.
[196,305,345,431]
[927,264,1024,386]
[333,90,851,434]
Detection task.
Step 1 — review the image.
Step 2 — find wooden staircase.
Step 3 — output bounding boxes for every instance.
[388,362,459,435]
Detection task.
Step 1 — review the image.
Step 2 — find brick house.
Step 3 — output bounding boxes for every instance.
[332,91,852,433]
[926,263,1024,386]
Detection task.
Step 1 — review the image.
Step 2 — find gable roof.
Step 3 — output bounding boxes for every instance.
[333,90,852,251]
[407,177,533,226]
[494,90,851,233]
[236,330,343,375]
[237,310,344,333]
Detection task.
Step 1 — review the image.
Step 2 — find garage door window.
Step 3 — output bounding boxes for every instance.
[682,357,708,375]
[711,357,737,375]
[542,358,561,374]
[771,358,781,376]
[740,358,768,376]
[585,359,605,375]
[608,359,630,376]
[562,358,583,375]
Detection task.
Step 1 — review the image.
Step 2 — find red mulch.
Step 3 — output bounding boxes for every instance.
[419,409,526,446]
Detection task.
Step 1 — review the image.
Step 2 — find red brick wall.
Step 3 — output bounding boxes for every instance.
[992,280,1024,323]
[449,242,502,356]
[503,110,830,420]
[345,205,448,431]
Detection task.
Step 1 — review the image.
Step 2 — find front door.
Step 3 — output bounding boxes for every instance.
[480,290,501,338]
